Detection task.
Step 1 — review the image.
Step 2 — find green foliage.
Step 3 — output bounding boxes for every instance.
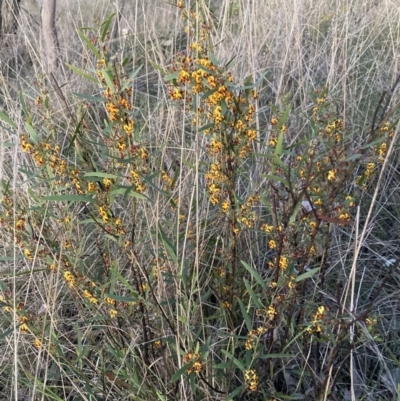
[0,2,399,401]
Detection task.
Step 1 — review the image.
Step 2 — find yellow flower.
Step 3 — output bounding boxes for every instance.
[279,256,289,269]
[24,249,33,261]
[345,196,355,207]
[212,106,223,124]
[244,369,258,392]
[236,120,245,131]
[171,87,183,100]
[327,169,337,182]
[246,130,257,140]
[83,290,98,304]
[87,182,97,192]
[123,120,134,134]
[269,137,277,147]
[268,239,277,249]
[103,178,113,189]
[245,338,254,350]
[221,201,230,213]
[267,305,276,320]
[261,224,274,233]
[63,270,75,287]
[366,163,375,174]
[209,138,223,153]
[178,69,190,83]
[339,212,350,221]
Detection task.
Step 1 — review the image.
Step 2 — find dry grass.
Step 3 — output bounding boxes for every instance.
[0,1,399,400]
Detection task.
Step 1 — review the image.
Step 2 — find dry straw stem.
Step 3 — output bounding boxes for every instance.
[0,1,399,400]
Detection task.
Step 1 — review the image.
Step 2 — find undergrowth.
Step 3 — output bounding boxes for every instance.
[0,1,400,401]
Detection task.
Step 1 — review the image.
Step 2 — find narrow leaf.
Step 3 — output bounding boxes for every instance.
[25,122,39,144]
[164,72,179,81]
[104,294,137,302]
[289,201,303,225]
[40,194,94,202]
[77,29,101,59]
[158,224,178,265]
[66,64,98,83]
[73,93,106,102]
[241,261,266,289]
[84,172,119,179]
[110,187,148,200]
[238,299,252,332]
[0,111,16,128]
[0,326,14,339]
[221,350,245,371]
[243,278,264,309]
[101,13,115,42]
[101,69,116,93]
[295,267,320,282]
[171,364,190,382]
[121,65,143,92]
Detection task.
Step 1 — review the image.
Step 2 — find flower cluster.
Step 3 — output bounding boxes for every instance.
[244,326,266,350]
[307,305,326,334]
[244,369,259,392]
[167,6,259,221]
[184,351,203,375]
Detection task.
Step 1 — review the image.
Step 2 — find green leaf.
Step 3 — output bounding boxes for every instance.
[243,278,264,309]
[104,293,137,302]
[101,69,116,93]
[262,174,289,187]
[19,90,30,119]
[66,110,87,154]
[225,55,236,69]
[164,72,179,81]
[241,261,266,289]
[221,350,244,371]
[198,123,215,132]
[66,63,98,83]
[113,269,138,295]
[225,385,245,401]
[121,65,143,92]
[295,267,320,282]
[83,172,119,179]
[0,281,8,292]
[255,70,268,87]
[209,52,219,67]
[77,29,101,59]
[244,74,254,97]
[0,111,16,128]
[150,60,166,74]
[73,93,106,102]
[345,153,362,162]
[25,122,39,144]
[158,224,178,265]
[0,326,14,340]
[0,255,24,261]
[259,353,294,359]
[40,194,94,202]
[238,298,252,332]
[171,364,190,382]
[101,13,115,42]
[214,362,234,369]
[110,187,148,200]
[289,201,303,225]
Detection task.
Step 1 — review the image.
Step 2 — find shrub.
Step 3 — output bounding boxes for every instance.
[0,2,399,400]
